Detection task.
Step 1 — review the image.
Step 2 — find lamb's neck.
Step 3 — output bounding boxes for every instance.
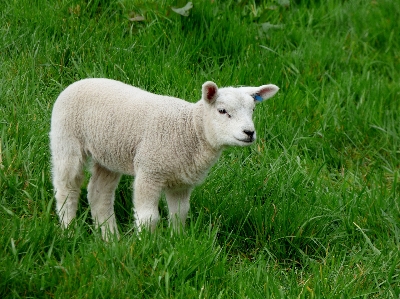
[191,101,222,160]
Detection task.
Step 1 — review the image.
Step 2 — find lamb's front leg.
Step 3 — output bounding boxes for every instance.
[133,172,163,232]
[165,188,192,232]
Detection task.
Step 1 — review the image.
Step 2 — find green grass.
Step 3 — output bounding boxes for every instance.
[1,0,399,297]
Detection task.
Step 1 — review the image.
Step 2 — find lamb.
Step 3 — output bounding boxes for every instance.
[50,78,279,239]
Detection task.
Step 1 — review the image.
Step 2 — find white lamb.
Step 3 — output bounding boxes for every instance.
[50,78,279,238]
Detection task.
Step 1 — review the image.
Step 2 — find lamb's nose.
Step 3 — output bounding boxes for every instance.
[244,130,254,138]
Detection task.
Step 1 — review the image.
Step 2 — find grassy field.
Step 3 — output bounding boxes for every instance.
[1,0,399,297]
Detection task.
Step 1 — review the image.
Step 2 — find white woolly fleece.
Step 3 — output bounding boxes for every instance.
[50,78,279,238]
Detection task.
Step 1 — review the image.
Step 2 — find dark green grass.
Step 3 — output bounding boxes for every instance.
[1,0,399,297]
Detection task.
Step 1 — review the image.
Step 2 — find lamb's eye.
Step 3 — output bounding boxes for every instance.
[218,108,231,118]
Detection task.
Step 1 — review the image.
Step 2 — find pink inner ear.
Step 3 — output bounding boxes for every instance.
[207,85,216,100]
[259,86,275,96]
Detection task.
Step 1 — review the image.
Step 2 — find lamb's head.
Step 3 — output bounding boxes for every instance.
[201,81,279,149]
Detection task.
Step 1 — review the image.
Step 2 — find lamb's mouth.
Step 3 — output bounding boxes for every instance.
[236,138,254,144]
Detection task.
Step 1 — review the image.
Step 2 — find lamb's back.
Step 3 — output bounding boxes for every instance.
[52,78,193,174]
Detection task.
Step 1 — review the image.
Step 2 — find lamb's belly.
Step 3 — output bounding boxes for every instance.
[87,145,135,175]
[165,168,209,189]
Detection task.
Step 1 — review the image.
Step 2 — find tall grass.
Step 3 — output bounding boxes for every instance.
[1,0,399,297]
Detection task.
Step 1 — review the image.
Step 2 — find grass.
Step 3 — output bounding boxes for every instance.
[1,0,399,297]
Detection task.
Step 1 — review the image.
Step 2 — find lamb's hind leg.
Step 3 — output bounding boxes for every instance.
[87,163,121,240]
[51,146,85,229]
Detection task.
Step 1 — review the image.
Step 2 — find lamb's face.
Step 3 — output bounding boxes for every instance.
[201,81,279,149]
[206,89,257,147]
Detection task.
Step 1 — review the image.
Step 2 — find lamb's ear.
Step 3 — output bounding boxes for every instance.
[202,81,219,104]
[252,84,279,103]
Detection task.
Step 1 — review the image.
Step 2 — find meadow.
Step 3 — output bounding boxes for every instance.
[1,0,399,297]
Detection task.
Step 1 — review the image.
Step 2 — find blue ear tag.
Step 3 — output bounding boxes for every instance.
[253,94,263,102]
